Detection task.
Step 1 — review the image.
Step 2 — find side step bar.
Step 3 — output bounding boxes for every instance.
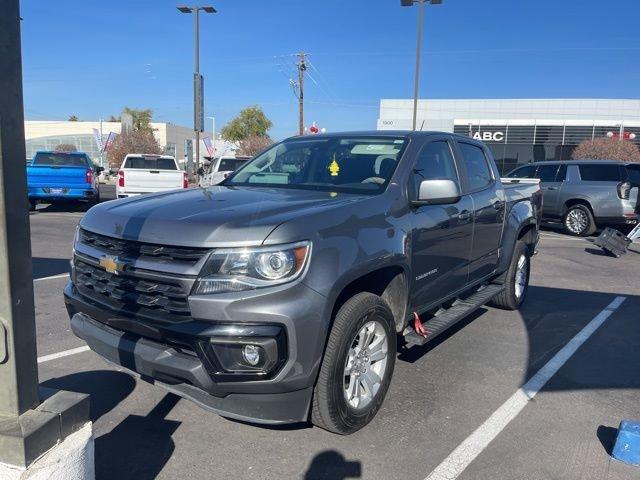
[403,284,505,347]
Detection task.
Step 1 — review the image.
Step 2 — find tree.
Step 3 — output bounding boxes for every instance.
[572,137,640,163]
[238,135,273,157]
[107,129,161,169]
[122,107,154,133]
[221,106,272,142]
[54,143,77,152]
[68,115,79,121]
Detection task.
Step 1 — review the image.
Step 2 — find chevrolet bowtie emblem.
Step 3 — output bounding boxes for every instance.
[99,255,126,275]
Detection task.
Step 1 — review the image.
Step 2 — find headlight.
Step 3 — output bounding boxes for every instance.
[192,241,311,294]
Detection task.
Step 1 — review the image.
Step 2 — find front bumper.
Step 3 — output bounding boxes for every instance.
[64,280,327,424]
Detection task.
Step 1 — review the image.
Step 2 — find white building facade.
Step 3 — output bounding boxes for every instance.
[24,120,214,168]
[378,99,640,173]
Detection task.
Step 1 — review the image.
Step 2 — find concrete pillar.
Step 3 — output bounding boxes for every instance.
[0,1,92,475]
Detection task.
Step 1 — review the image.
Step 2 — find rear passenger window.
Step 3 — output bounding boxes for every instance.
[578,164,623,181]
[458,142,492,191]
[535,164,559,182]
[412,141,458,192]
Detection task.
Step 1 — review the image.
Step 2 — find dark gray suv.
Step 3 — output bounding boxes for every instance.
[506,160,640,236]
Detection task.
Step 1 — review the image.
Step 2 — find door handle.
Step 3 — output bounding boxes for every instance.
[458,210,472,221]
[493,200,505,210]
[545,186,559,190]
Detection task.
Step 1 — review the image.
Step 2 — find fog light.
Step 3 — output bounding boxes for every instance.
[242,345,261,366]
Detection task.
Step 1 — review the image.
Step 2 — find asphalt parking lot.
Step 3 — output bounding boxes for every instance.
[30,186,640,480]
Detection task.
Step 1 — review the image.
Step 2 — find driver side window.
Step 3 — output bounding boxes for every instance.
[412,141,459,194]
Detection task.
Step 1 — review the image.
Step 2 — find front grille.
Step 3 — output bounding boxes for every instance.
[74,259,191,320]
[79,229,210,263]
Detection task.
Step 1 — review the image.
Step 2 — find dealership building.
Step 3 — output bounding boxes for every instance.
[24,120,215,168]
[377,99,640,173]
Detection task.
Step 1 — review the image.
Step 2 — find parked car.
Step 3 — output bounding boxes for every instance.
[65,131,541,434]
[506,160,640,236]
[27,151,102,210]
[116,154,187,198]
[198,155,251,187]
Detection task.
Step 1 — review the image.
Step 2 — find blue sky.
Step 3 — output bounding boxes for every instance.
[20,0,640,139]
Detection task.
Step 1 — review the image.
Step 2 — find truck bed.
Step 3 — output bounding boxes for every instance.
[501,177,541,205]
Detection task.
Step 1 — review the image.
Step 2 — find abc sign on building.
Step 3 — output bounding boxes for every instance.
[472,131,505,142]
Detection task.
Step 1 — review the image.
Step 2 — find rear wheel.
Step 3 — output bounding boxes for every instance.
[29,200,37,212]
[490,240,530,311]
[311,292,396,434]
[563,204,596,236]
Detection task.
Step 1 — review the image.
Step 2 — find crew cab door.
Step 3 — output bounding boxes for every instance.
[455,141,505,283]
[409,137,474,311]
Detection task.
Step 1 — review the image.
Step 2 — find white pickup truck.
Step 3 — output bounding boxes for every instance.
[198,155,250,187]
[116,154,187,198]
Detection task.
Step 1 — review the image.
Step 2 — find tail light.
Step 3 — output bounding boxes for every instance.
[85,168,94,184]
[118,170,125,188]
[617,181,631,199]
[183,172,188,188]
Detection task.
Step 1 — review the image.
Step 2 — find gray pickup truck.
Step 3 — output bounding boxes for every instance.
[65,131,541,434]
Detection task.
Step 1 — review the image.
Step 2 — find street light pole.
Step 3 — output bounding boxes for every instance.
[401,0,442,131]
[194,7,200,174]
[412,0,425,131]
[177,5,216,178]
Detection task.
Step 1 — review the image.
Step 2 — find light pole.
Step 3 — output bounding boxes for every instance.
[401,0,442,131]
[177,5,216,178]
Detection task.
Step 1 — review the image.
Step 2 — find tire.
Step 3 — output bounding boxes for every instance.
[29,200,36,212]
[311,292,396,434]
[490,240,530,311]
[563,204,596,236]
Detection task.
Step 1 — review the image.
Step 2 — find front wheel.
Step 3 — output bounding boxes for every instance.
[490,240,530,310]
[311,292,396,434]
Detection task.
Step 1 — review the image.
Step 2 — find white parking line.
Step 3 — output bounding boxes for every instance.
[37,345,90,364]
[539,233,588,241]
[33,273,69,282]
[424,295,626,480]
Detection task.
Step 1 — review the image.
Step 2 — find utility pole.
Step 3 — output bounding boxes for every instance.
[0,0,90,472]
[297,52,306,135]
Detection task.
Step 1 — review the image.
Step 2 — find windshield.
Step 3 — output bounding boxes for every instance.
[124,156,177,170]
[32,152,89,167]
[226,136,406,194]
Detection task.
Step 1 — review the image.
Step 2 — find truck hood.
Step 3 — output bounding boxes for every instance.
[80,186,368,247]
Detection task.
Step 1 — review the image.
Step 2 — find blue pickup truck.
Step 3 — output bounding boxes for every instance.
[27,151,103,210]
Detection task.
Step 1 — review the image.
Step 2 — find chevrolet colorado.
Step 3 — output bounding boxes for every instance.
[65,131,541,434]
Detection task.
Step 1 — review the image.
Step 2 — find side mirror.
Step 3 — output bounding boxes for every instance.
[413,179,461,206]
[197,167,205,176]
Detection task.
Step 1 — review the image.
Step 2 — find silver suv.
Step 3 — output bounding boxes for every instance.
[506,160,639,236]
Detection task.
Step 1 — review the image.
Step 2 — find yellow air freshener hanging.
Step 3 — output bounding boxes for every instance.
[329,155,340,177]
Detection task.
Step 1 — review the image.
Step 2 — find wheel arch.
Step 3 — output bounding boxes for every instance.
[563,198,595,216]
[330,265,409,334]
